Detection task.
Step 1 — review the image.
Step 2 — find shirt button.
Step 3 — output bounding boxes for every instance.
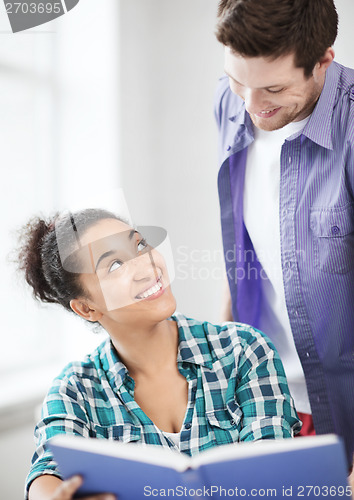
[289,157,292,164]
[185,422,192,429]
[331,225,340,235]
[306,352,310,358]
[230,419,236,426]
[227,145,231,151]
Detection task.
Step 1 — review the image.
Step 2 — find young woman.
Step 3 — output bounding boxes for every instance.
[18,208,300,500]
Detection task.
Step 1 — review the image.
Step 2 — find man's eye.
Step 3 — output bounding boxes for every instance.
[108,260,122,273]
[267,88,284,94]
[137,239,148,252]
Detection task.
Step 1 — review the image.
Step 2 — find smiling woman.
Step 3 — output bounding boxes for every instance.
[16,208,301,500]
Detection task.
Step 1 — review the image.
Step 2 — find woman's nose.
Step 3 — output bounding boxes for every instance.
[131,251,158,282]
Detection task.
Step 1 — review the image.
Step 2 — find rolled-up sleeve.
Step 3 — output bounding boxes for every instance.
[234,326,302,441]
[25,371,90,498]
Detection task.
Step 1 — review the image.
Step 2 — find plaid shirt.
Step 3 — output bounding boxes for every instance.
[25,313,300,495]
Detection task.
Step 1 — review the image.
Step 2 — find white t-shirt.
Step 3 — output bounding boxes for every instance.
[162,431,180,448]
[243,116,311,414]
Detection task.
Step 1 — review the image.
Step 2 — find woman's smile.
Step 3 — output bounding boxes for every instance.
[135,275,163,300]
[74,218,176,317]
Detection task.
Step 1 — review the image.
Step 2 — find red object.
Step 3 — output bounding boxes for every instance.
[296,412,316,437]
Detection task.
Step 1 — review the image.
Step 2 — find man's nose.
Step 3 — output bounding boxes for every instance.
[243,88,267,114]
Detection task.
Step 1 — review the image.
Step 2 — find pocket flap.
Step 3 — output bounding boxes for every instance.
[310,204,354,238]
[95,423,141,443]
[206,404,242,429]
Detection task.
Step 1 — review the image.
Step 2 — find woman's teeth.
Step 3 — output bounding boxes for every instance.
[137,279,162,299]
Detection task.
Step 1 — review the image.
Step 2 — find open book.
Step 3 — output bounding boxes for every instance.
[49,434,349,499]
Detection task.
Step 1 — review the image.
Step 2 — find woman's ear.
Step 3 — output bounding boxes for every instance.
[70,299,103,322]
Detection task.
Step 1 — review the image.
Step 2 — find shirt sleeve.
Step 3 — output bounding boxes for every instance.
[25,371,91,499]
[234,325,302,441]
[213,75,234,164]
[214,75,230,129]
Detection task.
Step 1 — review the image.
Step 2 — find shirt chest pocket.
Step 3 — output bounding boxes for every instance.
[206,403,242,445]
[93,423,141,443]
[310,204,354,274]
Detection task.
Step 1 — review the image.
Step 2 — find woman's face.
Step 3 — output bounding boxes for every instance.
[73,218,176,325]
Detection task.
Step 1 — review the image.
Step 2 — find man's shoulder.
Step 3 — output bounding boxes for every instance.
[311,61,354,150]
[214,75,232,109]
[332,61,354,112]
[334,61,354,89]
[332,62,354,140]
[214,74,244,126]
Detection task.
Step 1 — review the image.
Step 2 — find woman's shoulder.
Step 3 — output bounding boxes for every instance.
[49,337,115,391]
[173,312,277,360]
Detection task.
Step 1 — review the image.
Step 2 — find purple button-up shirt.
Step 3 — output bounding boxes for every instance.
[214,60,354,466]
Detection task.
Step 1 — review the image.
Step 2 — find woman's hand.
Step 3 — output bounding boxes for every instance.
[29,474,116,500]
[51,476,116,500]
[349,465,354,500]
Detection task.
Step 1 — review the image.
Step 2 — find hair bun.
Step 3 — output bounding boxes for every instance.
[17,216,58,303]
[16,208,123,314]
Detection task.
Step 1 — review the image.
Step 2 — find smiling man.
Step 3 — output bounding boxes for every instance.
[223,48,333,131]
[214,0,354,473]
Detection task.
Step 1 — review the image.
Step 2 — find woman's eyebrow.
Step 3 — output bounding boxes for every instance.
[94,230,137,270]
[95,250,115,271]
[129,229,138,240]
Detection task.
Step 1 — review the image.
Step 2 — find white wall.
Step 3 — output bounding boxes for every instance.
[0,3,223,499]
[119,0,225,323]
[333,0,354,68]
[117,0,354,324]
[0,423,36,500]
[1,1,353,499]
[0,1,120,498]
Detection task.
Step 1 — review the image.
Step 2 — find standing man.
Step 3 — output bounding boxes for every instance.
[214,0,354,469]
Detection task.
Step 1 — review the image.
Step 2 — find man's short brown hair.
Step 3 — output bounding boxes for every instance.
[216,0,338,78]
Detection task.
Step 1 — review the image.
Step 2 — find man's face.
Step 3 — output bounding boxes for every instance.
[224,48,326,131]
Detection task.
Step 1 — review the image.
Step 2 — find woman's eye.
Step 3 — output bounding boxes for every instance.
[108,260,122,273]
[137,239,148,252]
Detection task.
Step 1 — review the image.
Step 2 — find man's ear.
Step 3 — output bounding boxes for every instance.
[316,47,335,75]
[70,299,103,322]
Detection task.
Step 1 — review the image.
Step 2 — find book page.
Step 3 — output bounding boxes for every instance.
[51,435,191,472]
[189,434,340,468]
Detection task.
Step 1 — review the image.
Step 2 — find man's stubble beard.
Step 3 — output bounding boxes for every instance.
[249,84,322,132]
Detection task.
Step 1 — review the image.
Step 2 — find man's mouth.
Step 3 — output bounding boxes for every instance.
[135,276,163,300]
[255,107,281,118]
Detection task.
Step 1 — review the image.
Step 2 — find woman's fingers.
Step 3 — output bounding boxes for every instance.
[52,476,83,499]
[52,475,116,500]
[85,495,116,500]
